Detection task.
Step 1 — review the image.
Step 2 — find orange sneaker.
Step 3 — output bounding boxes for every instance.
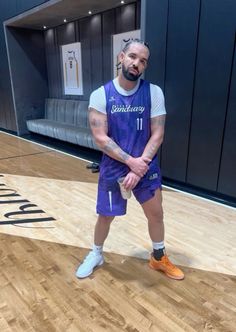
[149,254,184,280]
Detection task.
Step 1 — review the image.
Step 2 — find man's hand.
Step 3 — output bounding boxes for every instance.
[122,171,141,190]
[126,156,151,177]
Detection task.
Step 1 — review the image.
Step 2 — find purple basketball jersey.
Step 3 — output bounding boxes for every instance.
[99,79,160,191]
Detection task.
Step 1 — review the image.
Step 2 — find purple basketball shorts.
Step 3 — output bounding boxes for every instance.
[96,175,162,216]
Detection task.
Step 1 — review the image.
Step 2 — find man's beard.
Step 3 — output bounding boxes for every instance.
[122,64,142,81]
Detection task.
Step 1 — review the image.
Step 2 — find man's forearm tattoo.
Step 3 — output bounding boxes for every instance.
[103,139,130,161]
[151,117,165,127]
[145,143,156,159]
[103,139,117,152]
[90,118,107,128]
[119,150,130,161]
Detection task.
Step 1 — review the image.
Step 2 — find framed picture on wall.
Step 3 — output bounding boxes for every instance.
[61,42,83,95]
[112,29,141,78]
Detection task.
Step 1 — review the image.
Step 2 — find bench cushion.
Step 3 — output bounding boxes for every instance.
[45,99,90,128]
[26,98,99,151]
[27,118,98,150]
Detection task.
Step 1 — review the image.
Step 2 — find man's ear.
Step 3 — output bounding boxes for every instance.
[119,51,125,62]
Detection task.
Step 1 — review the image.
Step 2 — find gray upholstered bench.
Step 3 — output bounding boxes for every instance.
[26,98,98,150]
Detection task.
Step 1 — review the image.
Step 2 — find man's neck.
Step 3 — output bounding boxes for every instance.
[118,74,138,91]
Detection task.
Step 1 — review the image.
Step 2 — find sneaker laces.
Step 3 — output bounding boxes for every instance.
[83,251,100,263]
[162,255,177,271]
[82,252,93,263]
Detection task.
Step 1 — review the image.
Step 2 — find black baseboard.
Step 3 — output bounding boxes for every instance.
[163,177,236,208]
[0,127,17,135]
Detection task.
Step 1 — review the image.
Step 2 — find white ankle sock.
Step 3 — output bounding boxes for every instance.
[152,241,165,250]
[92,244,103,255]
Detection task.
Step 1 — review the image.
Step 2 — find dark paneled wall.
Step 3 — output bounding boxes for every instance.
[162,0,200,182]
[0,0,49,132]
[45,28,61,98]
[102,10,116,83]
[6,27,48,134]
[218,37,236,197]
[143,0,236,203]
[141,0,168,88]
[44,2,140,100]
[187,0,236,192]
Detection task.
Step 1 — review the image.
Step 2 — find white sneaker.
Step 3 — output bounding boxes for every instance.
[75,251,104,278]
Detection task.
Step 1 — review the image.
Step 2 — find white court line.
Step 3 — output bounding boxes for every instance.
[163,184,235,210]
[1,130,235,211]
[0,130,93,164]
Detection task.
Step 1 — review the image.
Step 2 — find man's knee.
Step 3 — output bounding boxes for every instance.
[98,215,115,223]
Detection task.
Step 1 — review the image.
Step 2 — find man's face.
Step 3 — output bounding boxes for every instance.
[120,43,149,81]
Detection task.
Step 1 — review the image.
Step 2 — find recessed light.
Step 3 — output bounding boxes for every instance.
[63,19,67,23]
[121,0,125,4]
[88,11,92,15]
[43,26,47,29]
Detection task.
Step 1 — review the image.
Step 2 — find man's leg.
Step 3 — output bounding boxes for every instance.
[141,188,184,280]
[76,215,114,278]
[76,180,127,279]
[94,215,114,245]
[141,188,164,242]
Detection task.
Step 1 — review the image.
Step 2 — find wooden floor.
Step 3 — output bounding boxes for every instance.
[0,130,236,332]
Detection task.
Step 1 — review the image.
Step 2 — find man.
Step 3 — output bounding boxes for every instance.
[76,39,184,280]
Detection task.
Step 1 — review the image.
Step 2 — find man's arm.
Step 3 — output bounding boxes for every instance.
[89,108,150,177]
[142,114,166,161]
[122,114,166,190]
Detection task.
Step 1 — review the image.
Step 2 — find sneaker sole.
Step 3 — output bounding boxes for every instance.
[149,262,185,280]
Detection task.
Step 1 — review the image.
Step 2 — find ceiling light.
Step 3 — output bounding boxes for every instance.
[121,0,125,4]
[43,26,47,29]
[88,11,92,15]
[63,19,67,23]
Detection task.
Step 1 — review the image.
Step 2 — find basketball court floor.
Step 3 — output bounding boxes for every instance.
[0,130,235,331]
